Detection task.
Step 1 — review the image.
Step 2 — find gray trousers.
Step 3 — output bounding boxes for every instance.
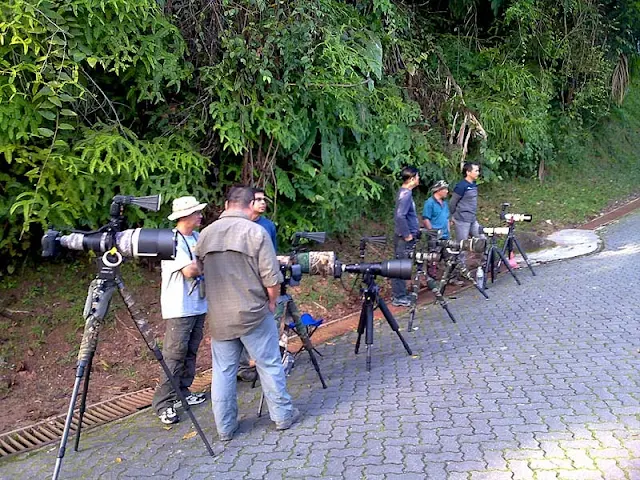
[152,313,205,414]
[453,220,482,267]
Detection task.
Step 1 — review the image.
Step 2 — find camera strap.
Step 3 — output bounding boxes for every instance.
[175,230,198,261]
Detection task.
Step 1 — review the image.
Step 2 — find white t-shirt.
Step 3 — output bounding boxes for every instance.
[160,232,207,319]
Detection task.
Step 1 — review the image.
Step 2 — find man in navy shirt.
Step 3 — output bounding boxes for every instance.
[252,188,277,251]
[392,166,420,307]
[449,162,482,270]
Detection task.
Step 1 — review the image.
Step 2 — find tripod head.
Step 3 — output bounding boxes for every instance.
[500,202,532,224]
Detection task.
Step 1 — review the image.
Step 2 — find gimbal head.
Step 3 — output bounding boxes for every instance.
[359,235,387,259]
[500,203,532,223]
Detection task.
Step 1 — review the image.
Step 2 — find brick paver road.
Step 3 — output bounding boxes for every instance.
[2,212,639,479]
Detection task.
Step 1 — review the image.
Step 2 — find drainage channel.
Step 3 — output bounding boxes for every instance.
[0,370,213,459]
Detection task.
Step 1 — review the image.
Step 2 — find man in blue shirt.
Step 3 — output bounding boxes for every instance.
[422,180,451,239]
[236,187,278,382]
[422,180,451,279]
[392,166,420,307]
[252,188,277,251]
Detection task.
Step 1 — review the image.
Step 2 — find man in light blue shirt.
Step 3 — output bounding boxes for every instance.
[152,196,208,425]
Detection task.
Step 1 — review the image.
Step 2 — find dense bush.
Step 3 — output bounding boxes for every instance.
[2,0,640,273]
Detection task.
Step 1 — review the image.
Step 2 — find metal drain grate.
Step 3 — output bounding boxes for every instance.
[0,370,213,458]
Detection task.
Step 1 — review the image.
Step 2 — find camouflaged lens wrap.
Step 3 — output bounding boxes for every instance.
[274,295,287,332]
[118,281,157,349]
[295,251,336,276]
[77,279,114,363]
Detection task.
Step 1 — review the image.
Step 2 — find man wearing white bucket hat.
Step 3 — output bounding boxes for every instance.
[152,195,208,425]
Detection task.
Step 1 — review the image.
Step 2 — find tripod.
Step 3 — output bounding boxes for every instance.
[254,282,327,416]
[438,250,490,299]
[497,220,536,276]
[408,259,458,331]
[481,233,521,289]
[52,255,214,480]
[355,271,413,371]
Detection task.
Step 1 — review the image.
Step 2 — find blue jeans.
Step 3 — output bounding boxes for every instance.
[210,313,293,436]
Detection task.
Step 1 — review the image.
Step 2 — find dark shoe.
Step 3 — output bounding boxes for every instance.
[218,423,239,442]
[158,407,179,425]
[275,408,302,431]
[391,296,412,307]
[237,369,258,382]
[174,392,206,408]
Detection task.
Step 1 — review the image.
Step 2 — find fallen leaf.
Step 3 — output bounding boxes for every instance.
[163,426,173,431]
[183,431,197,440]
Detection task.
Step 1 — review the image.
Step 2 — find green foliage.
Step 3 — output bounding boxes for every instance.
[3,0,640,270]
[193,1,450,239]
[0,0,202,272]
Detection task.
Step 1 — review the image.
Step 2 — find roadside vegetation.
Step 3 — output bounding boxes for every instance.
[1,0,640,432]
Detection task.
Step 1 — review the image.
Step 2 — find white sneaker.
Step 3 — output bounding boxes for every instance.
[159,407,179,424]
[174,392,207,408]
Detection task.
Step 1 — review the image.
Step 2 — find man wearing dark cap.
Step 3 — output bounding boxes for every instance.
[422,180,451,279]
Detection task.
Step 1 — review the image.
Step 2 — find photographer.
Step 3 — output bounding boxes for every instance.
[449,163,483,270]
[422,180,451,278]
[152,196,208,425]
[196,186,300,442]
[236,187,278,383]
[392,166,420,307]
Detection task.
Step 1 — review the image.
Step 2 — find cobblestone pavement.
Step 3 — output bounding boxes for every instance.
[2,211,639,480]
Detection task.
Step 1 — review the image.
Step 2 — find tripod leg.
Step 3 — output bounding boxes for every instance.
[257,393,265,417]
[365,299,374,371]
[456,264,490,299]
[378,297,413,356]
[438,261,456,296]
[73,351,95,452]
[485,248,497,286]
[426,278,457,323]
[53,361,88,480]
[494,247,521,285]
[513,235,536,276]
[53,277,112,480]
[355,300,367,355]
[408,269,422,331]
[118,281,215,456]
